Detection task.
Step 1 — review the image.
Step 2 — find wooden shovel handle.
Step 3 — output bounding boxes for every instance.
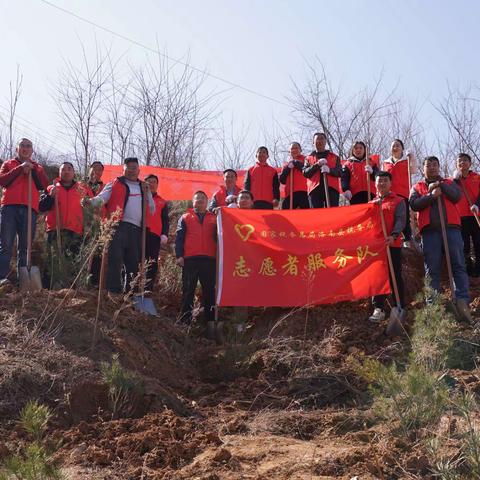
[378,200,401,306]
[437,195,456,300]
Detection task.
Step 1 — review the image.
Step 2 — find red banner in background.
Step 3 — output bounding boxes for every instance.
[102,165,246,201]
[216,204,390,307]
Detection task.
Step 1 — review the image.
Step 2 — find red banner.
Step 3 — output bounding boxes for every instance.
[102,165,246,201]
[216,204,390,307]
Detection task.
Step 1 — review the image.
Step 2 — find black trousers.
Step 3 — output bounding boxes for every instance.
[253,200,274,210]
[350,191,375,205]
[44,230,82,288]
[402,198,412,241]
[106,222,141,293]
[282,191,310,209]
[308,186,340,208]
[180,257,216,324]
[89,254,102,286]
[145,231,160,292]
[372,247,404,309]
[461,216,480,274]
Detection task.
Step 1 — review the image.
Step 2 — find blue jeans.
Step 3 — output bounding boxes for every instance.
[421,227,469,300]
[0,205,37,279]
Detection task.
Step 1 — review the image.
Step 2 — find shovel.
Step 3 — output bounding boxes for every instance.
[133,183,157,315]
[378,200,406,336]
[207,235,224,343]
[437,195,465,320]
[19,170,42,293]
[54,183,62,269]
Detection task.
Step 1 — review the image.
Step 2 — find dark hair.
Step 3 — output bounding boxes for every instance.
[145,174,158,182]
[60,161,74,169]
[376,171,392,181]
[349,141,366,159]
[423,156,440,166]
[193,190,208,199]
[256,146,269,156]
[124,157,139,165]
[458,152,472,163]
[313,132,327,140]
[90,161,104,170]
[392,138,404,150]
[223,169,237,177]
[238,189,254,201]
[290,141,302,150]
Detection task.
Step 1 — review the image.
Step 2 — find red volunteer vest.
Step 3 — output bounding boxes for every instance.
[455,171,480,218]
[0,158,46,213]
[182,209,217,258]
[212,185,241,207]
[146,194,167,237]
[382,158,410,199]
[283,155,308,196]
[343,157,378,197]
[45,180,92,235]
[105,177,145,222]
[247,162,278,203]
[370,193,404,248]
[304,152,340,194]
[413,180,461,232]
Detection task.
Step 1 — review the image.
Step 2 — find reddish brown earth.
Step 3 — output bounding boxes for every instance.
[1,246,480,479]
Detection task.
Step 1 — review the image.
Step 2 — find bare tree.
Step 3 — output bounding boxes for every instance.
[53,43,111,175]
[435,84,480,173]
[212,117,253,171]
[289,60,425,161]
[0,66,23,160]
[129,53,218,169]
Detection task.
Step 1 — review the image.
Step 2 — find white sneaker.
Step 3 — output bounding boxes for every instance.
[369,308,385,323]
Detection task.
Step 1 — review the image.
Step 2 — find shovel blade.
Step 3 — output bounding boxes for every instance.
[386,307,406,337]
[19,266,42,293]
[133,296,158,316]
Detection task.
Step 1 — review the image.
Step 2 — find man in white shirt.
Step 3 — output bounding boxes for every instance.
[85,157,154,293]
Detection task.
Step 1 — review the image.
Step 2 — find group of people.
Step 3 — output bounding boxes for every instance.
[0,134,478,328]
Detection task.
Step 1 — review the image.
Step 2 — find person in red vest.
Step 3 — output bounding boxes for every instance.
[87,161,105,195]
[368,171,406,323]
[145,174,169,291]
[209,169,241,212]
[175,191,217,325]
[382,139,417,244]
[410,156,471,321]
[39,162,93,287]
[243,146,280,210]
[341,141,379,204]
[236,190,254,209]
[303,132,341,208]
[279,142,309,209]
[0,138,49,285]
[452,153,480,277]
[85,157,155,294]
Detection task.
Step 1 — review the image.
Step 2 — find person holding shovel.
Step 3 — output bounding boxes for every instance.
[209,169,241,212]
[341,141,379,205]
[0,138,49,286]
[144,174,169,292]
[279,142,309,209]
[303,132,341,208]
[410,156,472,322]
[452,153,480,277]
[39,162,93,287]
[244,147,280,210]
[175,191,217,326]
[368,171,406,323]
[84,157,155,294]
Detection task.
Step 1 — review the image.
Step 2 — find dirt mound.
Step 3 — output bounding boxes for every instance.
[56,410,222,479]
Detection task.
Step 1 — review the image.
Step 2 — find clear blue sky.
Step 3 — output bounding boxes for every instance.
[0,0,478,165]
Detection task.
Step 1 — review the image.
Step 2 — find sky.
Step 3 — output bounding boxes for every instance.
[1,0,479,167]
